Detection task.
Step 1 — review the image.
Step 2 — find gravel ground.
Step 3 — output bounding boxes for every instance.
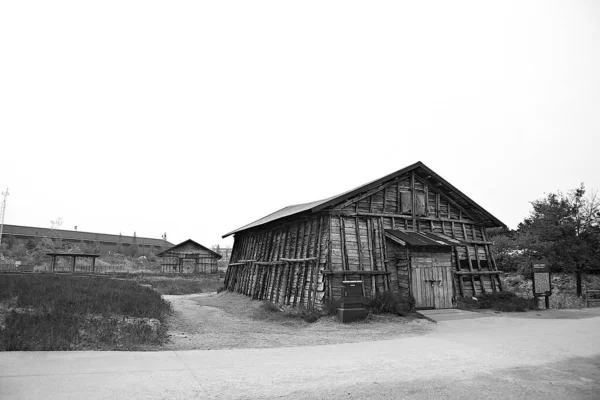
[162,292,433,350]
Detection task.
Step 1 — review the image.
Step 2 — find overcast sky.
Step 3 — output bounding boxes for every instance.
[1,1,598,247]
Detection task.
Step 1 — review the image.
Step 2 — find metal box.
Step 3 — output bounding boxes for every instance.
[341,281,364,308]
[337,307,367,323]
[338,281,367,323]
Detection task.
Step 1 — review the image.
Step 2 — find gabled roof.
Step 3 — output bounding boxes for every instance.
[2,224,172,248]
[156,239,222,258]
[222,161,505,238]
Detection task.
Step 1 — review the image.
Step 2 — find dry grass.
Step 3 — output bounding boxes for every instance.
[135,275,223,295]
[0,274,172,350]
[161,292,432,351]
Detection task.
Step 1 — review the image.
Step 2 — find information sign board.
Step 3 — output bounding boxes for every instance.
[532,259,552,297]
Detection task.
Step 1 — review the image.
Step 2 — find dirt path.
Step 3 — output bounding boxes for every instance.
[162,292,433,350]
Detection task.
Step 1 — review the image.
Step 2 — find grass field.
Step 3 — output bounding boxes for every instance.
[0,274,172,351]
[135,274,224,295]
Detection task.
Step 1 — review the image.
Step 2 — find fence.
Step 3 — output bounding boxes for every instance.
[0,261,222,277]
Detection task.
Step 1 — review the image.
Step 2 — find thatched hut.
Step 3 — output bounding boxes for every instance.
[223,162,505,309]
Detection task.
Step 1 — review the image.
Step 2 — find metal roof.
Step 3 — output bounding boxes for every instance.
[221,197,337,238]
[222,161,506,238]
[384,230,457,247]
[2,224,172,248]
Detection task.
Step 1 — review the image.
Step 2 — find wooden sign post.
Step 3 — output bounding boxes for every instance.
[531,259,552,309]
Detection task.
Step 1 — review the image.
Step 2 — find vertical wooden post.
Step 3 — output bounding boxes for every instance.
[72,256,76,272]
[473,244,482,270]
[453,246,464,297]
[340,216,349,271]
[293,262,301,306]
[411,171,416,226]
[464,246,480,295]
[310,216,323,309]
[379,217,390,292]
[396,182,401,214]
[367,219,376,297]
[286,262,295,305]
[91,257,96,273]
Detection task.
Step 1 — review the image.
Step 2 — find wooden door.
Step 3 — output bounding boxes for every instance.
[411,265,454,309]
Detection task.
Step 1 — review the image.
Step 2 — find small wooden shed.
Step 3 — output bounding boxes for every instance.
[222,161,505,310]
[157,239,221,273]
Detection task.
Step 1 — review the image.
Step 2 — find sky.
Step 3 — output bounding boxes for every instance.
[1,1,599,248]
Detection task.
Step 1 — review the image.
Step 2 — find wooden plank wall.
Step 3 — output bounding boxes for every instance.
[224,215,330,308]
[328,215,389,300]
[329,170,502,299]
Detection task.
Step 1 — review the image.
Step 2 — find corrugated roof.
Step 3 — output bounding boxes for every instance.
[222,161,505,238]
[385,230,455,247]
[221,197,336,238]
[2,224,171,248]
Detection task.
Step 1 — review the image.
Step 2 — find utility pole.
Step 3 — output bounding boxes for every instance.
[0,188,9,245]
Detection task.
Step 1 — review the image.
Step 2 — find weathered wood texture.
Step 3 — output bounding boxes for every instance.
[410,250,454,309]
[224,170,502,309]
[224,215,327,308]
[160,241,219,273]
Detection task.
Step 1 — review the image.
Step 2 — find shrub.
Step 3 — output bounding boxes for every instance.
[283,305,320,323]
[321,298,341,316]
[261,301,282,313]
[363,292,411,316]
[458,292,537,312]
[216,286,227,294]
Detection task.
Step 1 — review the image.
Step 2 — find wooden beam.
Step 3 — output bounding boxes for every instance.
[322,270,391,276]
[328,210,487,227]
[281,257,318,262]
[454,271,502,275]
[254,261,286,265]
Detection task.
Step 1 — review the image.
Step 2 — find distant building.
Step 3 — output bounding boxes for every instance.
[157,239,222,273]
[0,224,171,254]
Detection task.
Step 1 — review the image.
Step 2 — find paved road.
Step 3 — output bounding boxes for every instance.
[2,311,600,399]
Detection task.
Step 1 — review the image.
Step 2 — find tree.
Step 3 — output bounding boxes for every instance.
[130,232,139,258]
[92,234,101,254]
[518,184,600,296]
[49,217,63,250]
[116,232,124,254]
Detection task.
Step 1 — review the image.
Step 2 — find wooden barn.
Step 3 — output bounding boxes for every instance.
[157,239,221,273]
[222,162,505,310]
